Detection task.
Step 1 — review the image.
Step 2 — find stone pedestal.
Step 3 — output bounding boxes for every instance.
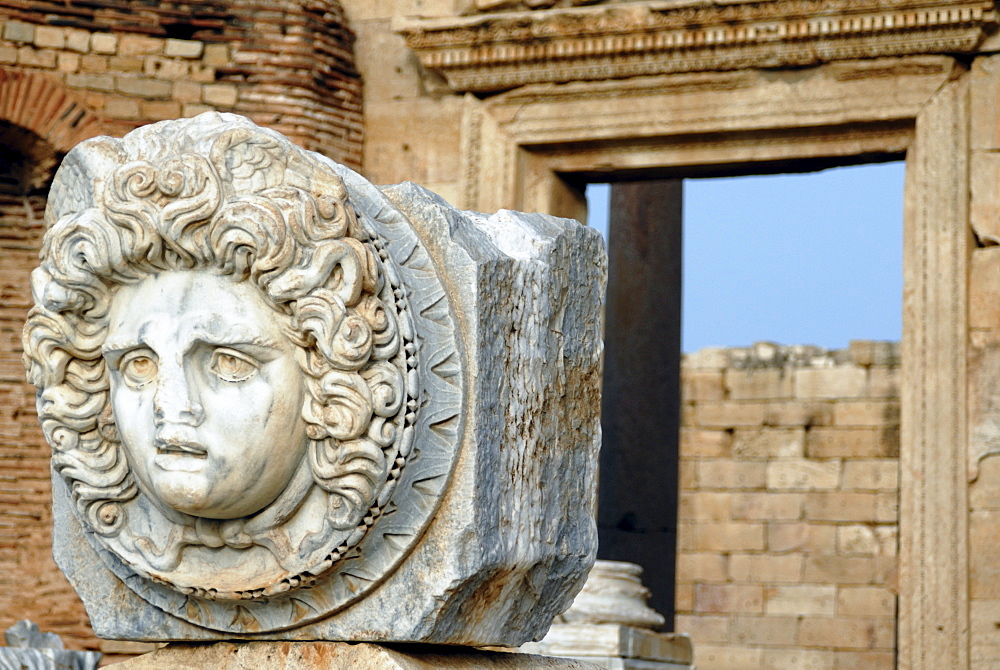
[521,562,693,669]
[521,625,691,670]
[114,642,601,669]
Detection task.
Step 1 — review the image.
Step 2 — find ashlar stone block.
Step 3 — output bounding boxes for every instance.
[25,113,605,645]
[115,641,601,669]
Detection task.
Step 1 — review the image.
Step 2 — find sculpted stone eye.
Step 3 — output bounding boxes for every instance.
[211,350,258,383]
[121,355,157,389]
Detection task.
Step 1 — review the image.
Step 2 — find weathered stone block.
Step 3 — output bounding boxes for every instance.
[103,97,141,118]
[681,370,724,401]
[804,492,878,523]
[3,21,34,44]
[802,555,875,585]
[109,55,143,72]
[733,428,804,459]
[797,617,884,649]
[679,492,731,522]
[202,43,229,66]
[970,509,1000,599]
[725,369,792,401]
[32,114,604,645]
[90,32,116,54]
[79,54,108,73]
[203,83,238,106]
[691,645,761,670]
[116,75,173,99]
[676,553,727,582]
[143,56,189,79]
[172,80,202,103]
[831,651,894,669]
[794,367,866,400]
[836,587,895,618]
[692,522,765,552]
[766,460,840,491]
[674,615,729,644]
[693,402,767,427]
[764,585,835,616]
[56,52,79,73]
[767,523,836,554]
[731,615,799,646]
[520,624,692,667]
[65,72,115,92]
[841,460,898,491]
[65,28,90,53]
[697,460,766,490]
[164,38,203,59]
[731,492,803,521]
[33,26,64,49]
[118,34,162,56]
[764,401,833,427]
[971,454,1000,510]
[971,150,1000,246]
[832,401,899,427]
[17,46,56,69]
[728,554,802,583]
[761,648,836,670]
[837,525,879,555]
[694,584,764,614]
[683,348,730,370]
[971,55,1000,151]
[806,427,896,459]
[115,642,600,669]
[679,428,731,457]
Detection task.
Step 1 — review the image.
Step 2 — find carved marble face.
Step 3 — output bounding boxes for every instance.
[104,270,308,519]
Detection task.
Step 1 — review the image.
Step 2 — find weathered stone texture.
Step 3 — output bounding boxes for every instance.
[116,641,601,669]
[37,115,604,645]
[0,1,364,168]
[675,342,899,670]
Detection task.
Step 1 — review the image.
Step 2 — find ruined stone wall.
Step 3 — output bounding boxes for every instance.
[340,1,466,204]
[0,1,363,167]
[675,342,899,670]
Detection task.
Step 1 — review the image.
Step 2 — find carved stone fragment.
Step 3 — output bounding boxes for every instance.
[25,113,606,644]
[0,621,101,670]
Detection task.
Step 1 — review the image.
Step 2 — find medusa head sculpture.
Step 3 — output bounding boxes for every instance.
[22,115,461,630]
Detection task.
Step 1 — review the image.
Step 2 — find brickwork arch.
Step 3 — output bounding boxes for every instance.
[0,68,106,157]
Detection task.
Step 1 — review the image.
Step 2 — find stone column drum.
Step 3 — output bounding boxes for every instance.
[21,113,606,645]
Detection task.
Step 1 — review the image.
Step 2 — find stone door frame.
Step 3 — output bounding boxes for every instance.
[455,54,972,667]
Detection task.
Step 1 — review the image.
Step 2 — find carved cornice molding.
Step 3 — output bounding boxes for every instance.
[397,0,997,92]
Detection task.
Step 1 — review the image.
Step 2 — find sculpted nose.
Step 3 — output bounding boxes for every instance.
[153,365,205,427]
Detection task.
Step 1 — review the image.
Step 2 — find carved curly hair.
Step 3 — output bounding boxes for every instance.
[23,113,404,539]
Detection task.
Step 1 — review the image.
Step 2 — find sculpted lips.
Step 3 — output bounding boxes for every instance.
[153,436,208,471]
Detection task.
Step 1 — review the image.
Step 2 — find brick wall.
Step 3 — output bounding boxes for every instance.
[0,0,363,168]
[675,341,899,670]
[0,195,88,644]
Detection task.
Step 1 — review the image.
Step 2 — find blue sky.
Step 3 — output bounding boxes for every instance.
[585,161,906,353]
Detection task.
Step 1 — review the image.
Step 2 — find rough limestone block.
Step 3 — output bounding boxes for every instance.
[114,642,601,669]
[26,113,605,644]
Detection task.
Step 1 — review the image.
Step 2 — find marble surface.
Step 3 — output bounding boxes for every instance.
[27,113,606,644]
[0,621,101,670]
